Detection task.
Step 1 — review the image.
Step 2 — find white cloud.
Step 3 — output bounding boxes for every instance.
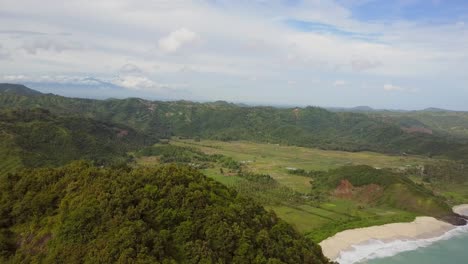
[22,38,83,54]
[383,84,404,91]
[0,73,190,97]
[111,75,190,98]
[2,0,467,78]
[158,28,199,54]
[1,75,28,82]
[0,0,467,108]
[113,75,159,90]
[0,74,105,85]
[334,80,346,86]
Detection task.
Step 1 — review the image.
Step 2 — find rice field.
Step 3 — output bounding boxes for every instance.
[142,139,426,241]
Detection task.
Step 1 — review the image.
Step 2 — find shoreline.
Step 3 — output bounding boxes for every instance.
[320,205,468,263]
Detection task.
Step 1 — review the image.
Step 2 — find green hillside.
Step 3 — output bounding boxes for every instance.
[0,162,330,264]
[2,83,468,160]
[0,132,22,176]
[135,140,467,241]
[0,108,147,174]
[310,165,452,218]
[0,83,43,96]
[367,110,468,139]
[1,83,468,262]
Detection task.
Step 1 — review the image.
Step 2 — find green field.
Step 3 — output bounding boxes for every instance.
[172,139,429,193]
[268,202,417,242]
[136,139,434,241]
[437,183,468,205]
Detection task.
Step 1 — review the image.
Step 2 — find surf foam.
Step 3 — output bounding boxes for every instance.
[335,224,468,264]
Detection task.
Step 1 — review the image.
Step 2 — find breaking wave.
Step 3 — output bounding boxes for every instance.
[335,224,468,264]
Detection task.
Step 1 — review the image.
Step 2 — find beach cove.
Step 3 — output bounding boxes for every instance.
[320,205,468,264]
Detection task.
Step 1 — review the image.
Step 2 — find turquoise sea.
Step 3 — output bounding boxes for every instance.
[335,224,468,264]
[366,231,468,264]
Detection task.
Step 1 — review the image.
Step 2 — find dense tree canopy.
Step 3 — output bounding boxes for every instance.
[0,108,147,174]
[0,162,331,264]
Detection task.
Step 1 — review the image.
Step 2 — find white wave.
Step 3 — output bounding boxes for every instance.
[335,224,468,264]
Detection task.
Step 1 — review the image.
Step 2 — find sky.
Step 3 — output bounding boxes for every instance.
[1,0,468,110]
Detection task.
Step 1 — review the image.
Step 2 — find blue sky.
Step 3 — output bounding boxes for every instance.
[0,0,467,110]
[344,0,468,22]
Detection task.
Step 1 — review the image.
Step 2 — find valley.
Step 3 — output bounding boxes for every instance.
[1,84,468,263]
[3,1,468,262]
[135,139,467,242]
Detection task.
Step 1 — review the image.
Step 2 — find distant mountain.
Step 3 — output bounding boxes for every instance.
[351,106,374,112]
[1,84,468,160]
[4,76,190,100]
[367,110,468,139]
[19,79,138,100]
[325,104,468,139]
[421,107,453,113]
[0,83,43,96]
[328,106,463,114]
[327,105,410,113]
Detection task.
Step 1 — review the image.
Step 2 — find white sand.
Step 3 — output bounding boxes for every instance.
[320,204,468,261]
[453,204,468,216]
[319,217,455,260]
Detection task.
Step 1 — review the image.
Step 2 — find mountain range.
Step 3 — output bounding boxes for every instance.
[2,83,468,165]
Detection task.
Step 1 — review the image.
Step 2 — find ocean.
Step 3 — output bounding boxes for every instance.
[336,224,468,264]
[366,231,468,264]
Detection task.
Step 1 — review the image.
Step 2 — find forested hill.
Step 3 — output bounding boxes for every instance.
[1,83,468,160]
[368,111,468,140]
[327,105,468,140]
[0,163,331,263]
[0,108,146,175]
[0,83,43,96]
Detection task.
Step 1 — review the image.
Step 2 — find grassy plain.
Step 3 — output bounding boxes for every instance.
[135,139,431,241]
[172,139,429,192]
[437,183,468,205]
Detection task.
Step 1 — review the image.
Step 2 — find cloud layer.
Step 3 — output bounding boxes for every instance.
[0,0,467,109]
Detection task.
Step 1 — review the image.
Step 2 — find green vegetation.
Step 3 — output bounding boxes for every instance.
[330,106,468,139]
[2,84,468,259]
[306,208,417,242]
[171,139,429,192]
[0,162,330,263]
[307,165,452,217]
[137,144,241,171]
[0,83,42,96]
[0,108,146,174]
[3,84,468,160]
[0,132,22,176]
[403,160,468,205]
[139,139,463,242]
[136,144,303,205]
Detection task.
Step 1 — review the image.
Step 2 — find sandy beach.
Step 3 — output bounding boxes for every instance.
[320,217,455,261]
[320,205,468,262]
